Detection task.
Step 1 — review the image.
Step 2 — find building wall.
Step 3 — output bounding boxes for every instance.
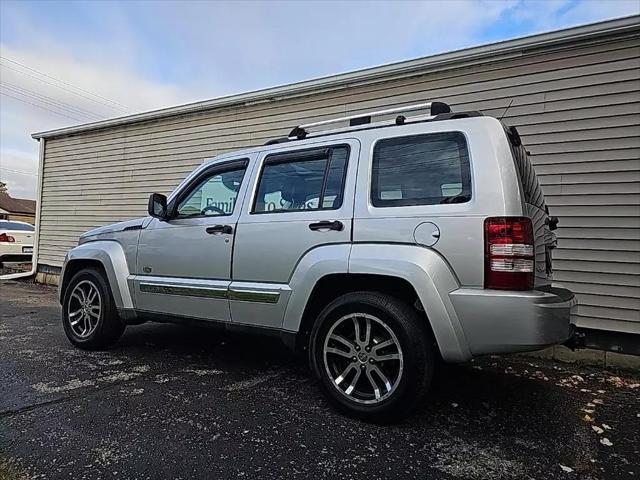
[38,27,640,334]
[0,210,35,223]
[8,213,36,224]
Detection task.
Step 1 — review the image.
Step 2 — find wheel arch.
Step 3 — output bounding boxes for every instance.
[60,241,133,309]
[290,244,472,362]
[295,273,427,353]
[60,258,107,303]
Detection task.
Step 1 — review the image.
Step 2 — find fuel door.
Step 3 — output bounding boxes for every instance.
[413,222,440,247]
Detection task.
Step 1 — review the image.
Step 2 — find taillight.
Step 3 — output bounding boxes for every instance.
[0,233,15,242]
[484,217,534,290]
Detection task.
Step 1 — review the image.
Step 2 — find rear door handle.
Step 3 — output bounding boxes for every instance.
[309,220,344,231]
[206,224,233,235]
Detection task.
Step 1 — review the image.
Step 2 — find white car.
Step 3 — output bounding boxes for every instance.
[0,220,34,265]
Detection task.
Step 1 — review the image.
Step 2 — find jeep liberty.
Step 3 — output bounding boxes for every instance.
[59,101,577,421]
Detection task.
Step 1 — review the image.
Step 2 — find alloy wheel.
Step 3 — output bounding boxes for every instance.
[67,280,102,338]
[323,313,404,405]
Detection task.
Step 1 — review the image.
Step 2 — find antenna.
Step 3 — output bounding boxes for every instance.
[499,99,515,121]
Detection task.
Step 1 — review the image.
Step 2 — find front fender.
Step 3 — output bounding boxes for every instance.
[349,244,471,362]
[60,241,133,309]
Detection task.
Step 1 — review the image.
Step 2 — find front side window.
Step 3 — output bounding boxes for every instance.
[253,146,349,213]
[176,166,246,217]
[371,132,471,207]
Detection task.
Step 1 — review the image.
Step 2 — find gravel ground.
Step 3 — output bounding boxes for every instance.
[0,263,32,276]
[1,280,638,480]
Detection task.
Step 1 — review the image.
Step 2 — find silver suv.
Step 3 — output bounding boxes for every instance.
[59,101,577,421]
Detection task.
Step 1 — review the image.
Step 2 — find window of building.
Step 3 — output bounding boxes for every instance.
[371,132,471,207]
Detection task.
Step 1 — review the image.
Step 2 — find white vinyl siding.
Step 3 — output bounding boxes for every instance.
[37,23,640,334]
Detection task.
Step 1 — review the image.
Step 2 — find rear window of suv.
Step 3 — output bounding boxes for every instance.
[371,132,471,207]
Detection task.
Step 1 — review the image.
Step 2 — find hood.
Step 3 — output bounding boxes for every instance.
[80,217,151,240]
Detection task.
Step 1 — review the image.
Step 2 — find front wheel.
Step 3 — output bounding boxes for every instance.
[62,268,125,350]
[309,292,435,422]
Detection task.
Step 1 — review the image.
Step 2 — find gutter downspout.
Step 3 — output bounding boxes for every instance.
[1,137,45,281]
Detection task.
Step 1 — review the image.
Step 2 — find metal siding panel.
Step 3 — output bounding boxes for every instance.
[554,259,640,274]
[554,248,640,262]
[575,317,639,335]
[578,293,639,310]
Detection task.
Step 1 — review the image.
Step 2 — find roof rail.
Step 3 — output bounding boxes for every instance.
[288,101,451,139]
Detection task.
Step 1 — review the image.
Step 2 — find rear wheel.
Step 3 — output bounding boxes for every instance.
[310,291,435,422]
[62,268,125,350]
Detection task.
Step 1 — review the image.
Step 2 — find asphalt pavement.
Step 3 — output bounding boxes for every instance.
[1,280,638,480]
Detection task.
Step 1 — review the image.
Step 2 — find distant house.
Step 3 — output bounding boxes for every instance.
[0,193,36,224]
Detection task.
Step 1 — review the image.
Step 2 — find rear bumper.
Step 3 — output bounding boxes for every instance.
[450,286,577,356]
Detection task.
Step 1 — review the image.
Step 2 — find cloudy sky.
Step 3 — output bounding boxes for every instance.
[1,0,638,199]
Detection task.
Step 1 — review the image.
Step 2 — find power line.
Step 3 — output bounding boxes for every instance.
[0,167,37,177]
[0,55,130,111]
[1,81,103,120]
[0,90,87,122]
[0,57,130,113]
[1,81,104,121]
[0,87,92,121]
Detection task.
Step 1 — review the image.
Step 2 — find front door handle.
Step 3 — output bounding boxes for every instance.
[309,220,344,231]
[206,224,233,235]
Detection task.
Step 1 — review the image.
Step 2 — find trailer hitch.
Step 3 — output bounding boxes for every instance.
[563,329,586,351]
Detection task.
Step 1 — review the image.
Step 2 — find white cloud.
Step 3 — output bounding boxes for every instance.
[508,0,639,30]
[1,43,195,118]
[0,43,198,199]
[150,0,520,91]
[0,149,37,199]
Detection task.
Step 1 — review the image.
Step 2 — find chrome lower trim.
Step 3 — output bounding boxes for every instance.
[139,280,282,304]
[139,282,227,299]
[228,289,280,304]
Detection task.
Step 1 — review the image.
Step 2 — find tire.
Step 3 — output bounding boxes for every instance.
[309,291,435,423]
[61,267,125,350]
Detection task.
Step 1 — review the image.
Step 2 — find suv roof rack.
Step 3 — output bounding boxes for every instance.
[262,101,484,145]
[288,101,451,140]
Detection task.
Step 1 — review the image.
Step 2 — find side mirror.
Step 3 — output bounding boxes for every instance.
[148,193,168,220]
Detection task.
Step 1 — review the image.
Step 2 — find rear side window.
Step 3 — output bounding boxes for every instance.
[252,146,349,213]
[371,132,471,207]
